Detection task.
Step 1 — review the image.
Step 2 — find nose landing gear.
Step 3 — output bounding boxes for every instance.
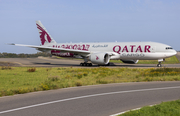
[157,59,164,67]
[157,62,162,67]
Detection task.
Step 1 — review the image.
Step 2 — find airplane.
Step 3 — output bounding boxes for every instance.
[9,20,177,67]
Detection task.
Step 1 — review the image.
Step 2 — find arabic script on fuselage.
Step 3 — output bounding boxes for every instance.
[92,44,108,48]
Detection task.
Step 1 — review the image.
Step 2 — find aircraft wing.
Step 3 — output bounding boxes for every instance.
[9,43,91,54]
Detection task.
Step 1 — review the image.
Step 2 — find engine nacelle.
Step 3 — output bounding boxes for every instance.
[121,59,139,64]
[89,53,110,65]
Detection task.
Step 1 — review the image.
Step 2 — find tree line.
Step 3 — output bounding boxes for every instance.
[0,52,51,58]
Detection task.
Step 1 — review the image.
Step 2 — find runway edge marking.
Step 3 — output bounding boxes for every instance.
[110,105,155,116]
[0,86,180,114]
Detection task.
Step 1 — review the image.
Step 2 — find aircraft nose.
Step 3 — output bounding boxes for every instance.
[165,50,177,58]
[173,50,177,55]
[170,50,177,56]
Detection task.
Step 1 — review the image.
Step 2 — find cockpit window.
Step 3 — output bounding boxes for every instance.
[166,47,173,50]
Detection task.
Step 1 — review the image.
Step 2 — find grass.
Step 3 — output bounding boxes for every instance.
[119,100,180,116]
[110,56,179,64]
[0,67,180,96]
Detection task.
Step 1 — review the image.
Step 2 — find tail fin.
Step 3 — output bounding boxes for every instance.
[36,20,56,45]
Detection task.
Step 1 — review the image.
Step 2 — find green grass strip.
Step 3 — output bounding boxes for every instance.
[119,100,180,116]
[0,67,180,97]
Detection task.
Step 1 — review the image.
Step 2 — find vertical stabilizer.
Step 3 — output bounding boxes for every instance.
[36,20,56,45]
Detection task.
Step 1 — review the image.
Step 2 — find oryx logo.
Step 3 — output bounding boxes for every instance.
[36,24,52,45]
[96,56,99,60]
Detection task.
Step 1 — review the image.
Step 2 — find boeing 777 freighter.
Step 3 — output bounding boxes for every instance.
[9,21,177,67]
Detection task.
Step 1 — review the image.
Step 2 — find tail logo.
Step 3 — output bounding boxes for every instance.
[36,24,52,45]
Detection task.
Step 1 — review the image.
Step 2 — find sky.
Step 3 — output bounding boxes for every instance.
[0,0,180,53]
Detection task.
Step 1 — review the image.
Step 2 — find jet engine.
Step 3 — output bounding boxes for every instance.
[89,53,110,65]
[121,59,139,64]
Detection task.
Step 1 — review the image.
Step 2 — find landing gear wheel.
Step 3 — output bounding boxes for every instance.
[80,63,92,67]
[157,63,162,67]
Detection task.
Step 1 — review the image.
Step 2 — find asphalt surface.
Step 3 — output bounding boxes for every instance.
[0,54,180,68]
[0,82,180,116]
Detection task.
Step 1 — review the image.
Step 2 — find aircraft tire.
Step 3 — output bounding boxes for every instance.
[80,63,92,67]
[157,64,161,67]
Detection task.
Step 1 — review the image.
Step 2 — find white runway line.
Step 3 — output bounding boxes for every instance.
[0,86,180,114]
[110,105,155,116]
[110,107,141,116]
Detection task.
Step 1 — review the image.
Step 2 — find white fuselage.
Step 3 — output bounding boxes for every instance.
[48,41,177,60]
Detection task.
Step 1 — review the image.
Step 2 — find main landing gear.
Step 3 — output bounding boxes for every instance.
[80,62,92,66]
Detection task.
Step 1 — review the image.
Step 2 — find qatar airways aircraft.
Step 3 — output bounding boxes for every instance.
[10,21,177,67]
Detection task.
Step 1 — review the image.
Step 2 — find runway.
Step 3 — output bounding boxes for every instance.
[0,81,180,116]
[0,56,180,68]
